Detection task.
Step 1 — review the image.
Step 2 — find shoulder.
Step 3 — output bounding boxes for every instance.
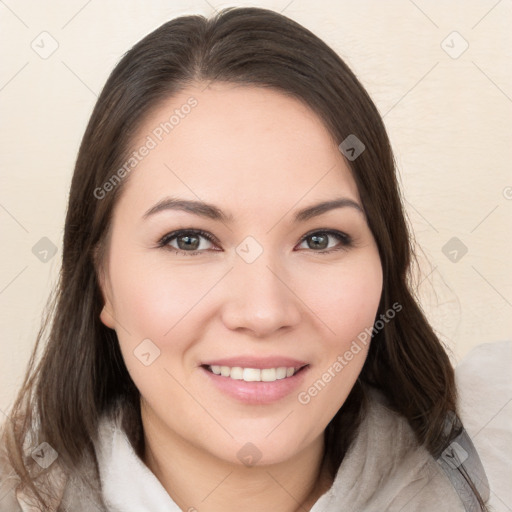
[455,340,512,512]
[0,416,107,512]
[318,387,465,512]
[365,388,467,511]
[0,420,22,512]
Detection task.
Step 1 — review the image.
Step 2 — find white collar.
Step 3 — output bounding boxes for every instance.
[95,414,182,512]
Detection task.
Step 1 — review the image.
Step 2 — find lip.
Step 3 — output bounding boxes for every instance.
[201,356,309,370]
[200,364,310,405]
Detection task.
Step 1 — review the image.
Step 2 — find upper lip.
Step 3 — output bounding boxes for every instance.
[201,356,309,369]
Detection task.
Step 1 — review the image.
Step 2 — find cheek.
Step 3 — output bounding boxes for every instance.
[108,252,207,342]
[294,252,382,425]
[107,254,204,404]
[335,264,383,341]
[301,250,383,346]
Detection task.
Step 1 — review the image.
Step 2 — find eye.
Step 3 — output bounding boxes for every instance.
[296,229,352,254]
[158,229,219,255]
[157,228,353,256]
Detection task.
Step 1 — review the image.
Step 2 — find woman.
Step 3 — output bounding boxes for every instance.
[0,7,490,511]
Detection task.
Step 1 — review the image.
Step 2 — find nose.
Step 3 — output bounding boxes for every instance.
[220,251,302,338]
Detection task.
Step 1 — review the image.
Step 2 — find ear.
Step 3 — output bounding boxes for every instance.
[100,303,116,330]
[95,248,116,330]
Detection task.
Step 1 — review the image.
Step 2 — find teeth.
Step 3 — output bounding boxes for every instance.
[208,365,301,382]
[230,367,243,380]
[261,368,276,382]
[243,368,260,381]
[276,367,287,379]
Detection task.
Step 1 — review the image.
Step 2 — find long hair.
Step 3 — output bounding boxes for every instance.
[0,7,489,510]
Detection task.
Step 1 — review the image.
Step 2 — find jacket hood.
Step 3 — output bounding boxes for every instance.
[2,386,487,512]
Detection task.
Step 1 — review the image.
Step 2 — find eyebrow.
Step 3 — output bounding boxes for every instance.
[143,196,364,223]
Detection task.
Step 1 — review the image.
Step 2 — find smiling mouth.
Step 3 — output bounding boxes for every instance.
[202,364,309,383]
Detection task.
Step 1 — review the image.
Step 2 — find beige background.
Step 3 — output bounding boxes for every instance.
[1,0,511,418]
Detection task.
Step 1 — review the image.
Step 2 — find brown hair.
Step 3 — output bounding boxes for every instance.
[0,6,488,510]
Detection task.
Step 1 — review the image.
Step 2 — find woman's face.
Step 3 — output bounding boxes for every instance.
[98,82,383,466]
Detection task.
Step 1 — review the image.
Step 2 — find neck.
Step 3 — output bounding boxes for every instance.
[141,406,333,512]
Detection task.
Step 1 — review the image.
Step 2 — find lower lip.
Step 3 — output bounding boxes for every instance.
[200,365,310,405]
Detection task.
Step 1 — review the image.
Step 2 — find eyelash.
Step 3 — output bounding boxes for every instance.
[157,228,353,256]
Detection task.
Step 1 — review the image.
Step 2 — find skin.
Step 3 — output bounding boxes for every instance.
[98,82,383,511]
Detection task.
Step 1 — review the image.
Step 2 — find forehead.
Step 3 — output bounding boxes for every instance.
[117,82,360,216]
